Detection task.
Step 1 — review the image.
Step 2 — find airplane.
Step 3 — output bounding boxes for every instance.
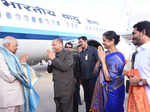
[0,0,132,65]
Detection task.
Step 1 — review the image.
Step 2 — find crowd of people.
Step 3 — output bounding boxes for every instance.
[0,20,150,112]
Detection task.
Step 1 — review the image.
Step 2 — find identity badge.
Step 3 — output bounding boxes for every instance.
[85,54,88,61]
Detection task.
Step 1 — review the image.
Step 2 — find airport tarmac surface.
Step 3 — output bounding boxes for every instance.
[33,65,86,112]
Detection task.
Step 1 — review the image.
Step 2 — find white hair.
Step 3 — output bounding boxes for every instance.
[2,38,13,46]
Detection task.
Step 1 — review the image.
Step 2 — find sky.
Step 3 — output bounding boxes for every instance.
[11,0,150,34]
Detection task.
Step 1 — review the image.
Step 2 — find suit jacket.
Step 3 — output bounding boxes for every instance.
[0,53,24,107]
[47,49,74,97]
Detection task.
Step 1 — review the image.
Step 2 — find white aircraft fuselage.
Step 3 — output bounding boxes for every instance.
[0,0,132,65]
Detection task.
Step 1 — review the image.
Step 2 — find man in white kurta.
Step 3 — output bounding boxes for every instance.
[0,36,25,112]
[134,41,150,104]
[130,21,150,105]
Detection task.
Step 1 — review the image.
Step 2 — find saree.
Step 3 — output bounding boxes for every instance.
[90,52,125,112]
[127,69,150,112]
[0,47,40,112]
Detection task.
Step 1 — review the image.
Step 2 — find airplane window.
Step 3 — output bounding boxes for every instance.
[6,12,12,19]
[85,26,88,30]
[32,17,36,23]
[56,21,60,26]
[38,18,43,24]
[48,19,52,24]
[90,27,93,30]
[51,20,55,25]
[66,22,69,27]
[99,28,101,32]
[96,27,98,32]
[24,15,29,22]
[86,26,89,30]
[45,19,49,24]
[93,27,95,31]
[75,24,78,28]
[89,26,92,30]
[71,23,74,28]
[90,27,92,30]
[15,14,21,20]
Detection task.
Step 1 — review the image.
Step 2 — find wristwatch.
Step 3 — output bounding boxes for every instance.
[48,60,52,65]
[138,80,144,86]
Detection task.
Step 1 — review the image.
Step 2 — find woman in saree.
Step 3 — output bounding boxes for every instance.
[90,31,126,112]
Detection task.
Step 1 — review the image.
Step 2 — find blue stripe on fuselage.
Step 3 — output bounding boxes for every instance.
[0,32,77,40]
[0,26,94,40]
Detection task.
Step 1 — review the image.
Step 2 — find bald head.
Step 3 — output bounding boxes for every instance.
[3,36,18,54]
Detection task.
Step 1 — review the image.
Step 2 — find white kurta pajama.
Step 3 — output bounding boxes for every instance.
[0,53,24,112]
[134,41,150,104]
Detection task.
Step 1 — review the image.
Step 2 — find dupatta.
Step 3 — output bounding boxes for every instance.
[127,69,150,112]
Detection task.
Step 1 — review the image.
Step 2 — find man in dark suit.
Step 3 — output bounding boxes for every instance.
[47,38,74,112]
[65,42,82,112]
[78,36,98,112]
